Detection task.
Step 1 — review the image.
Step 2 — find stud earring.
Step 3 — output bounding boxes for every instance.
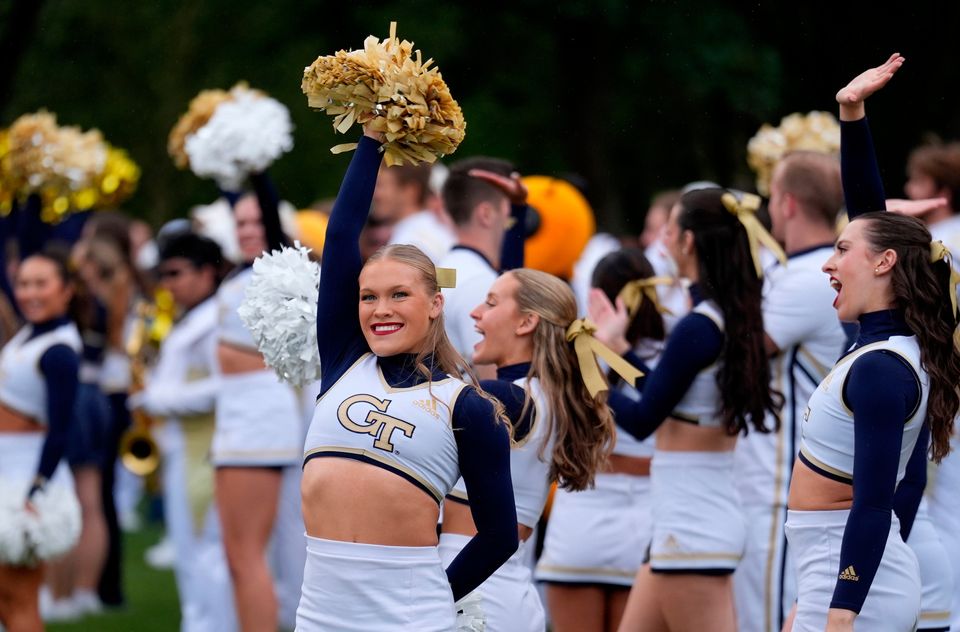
[875,267,880,273]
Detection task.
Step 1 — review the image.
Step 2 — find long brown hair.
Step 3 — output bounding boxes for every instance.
[678,188,782,434]
[365,244,507,424]
[510,268,616,491]
[858,212,960,461]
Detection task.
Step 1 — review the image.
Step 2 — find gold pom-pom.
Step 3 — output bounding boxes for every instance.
[92,145,140,210]
[301,22,466,166]
[747,111,840,196]
[168,82,265,169]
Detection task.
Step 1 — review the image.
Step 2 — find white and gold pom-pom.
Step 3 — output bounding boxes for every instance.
[454,591,485,632]
[238,243,322,387]
[747,111,840,196]
[185,85,294,189]
[301,22,466,166]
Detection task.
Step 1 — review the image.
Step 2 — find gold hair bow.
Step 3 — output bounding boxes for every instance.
[565,318,644,398]
[720,192,787,278]
[436,267,457,289]
[930,240,959,317]
[618,277,675,318]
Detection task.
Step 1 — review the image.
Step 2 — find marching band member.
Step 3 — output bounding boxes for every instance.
[590,187,782,632]
[733,150,847,632]
[130,232,236,632]
[784,53,960,632]
[0,248,83,630]
[536,248,666,632]
[296,127,518,631]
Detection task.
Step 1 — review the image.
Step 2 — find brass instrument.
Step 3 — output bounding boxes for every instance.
[119,295,173,476]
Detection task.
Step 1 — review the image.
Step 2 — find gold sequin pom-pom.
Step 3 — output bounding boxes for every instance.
[301,22,466,166]
[747,111,840,196]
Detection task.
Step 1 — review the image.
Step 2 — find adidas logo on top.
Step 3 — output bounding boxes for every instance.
[413,398,440,420]
[838,565,859,581]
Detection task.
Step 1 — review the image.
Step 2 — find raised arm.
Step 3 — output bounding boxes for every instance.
[836,53,903,218]
[316,133,384,395]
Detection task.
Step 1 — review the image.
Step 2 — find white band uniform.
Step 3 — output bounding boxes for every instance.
[296,535,455,632]
[785,509,920,632]
[648,450,745,573]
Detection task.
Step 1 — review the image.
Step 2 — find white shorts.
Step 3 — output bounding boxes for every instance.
[908,500,953,631]
[648,451,745,573]
[439,533,545,632]
[785,509,920,632]
[535,473,652,586]
[0,433,80,565]
[296,535,455,632]
[211,370,304,467]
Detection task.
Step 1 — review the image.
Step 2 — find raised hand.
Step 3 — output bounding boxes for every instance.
[836,53,904,121]
[886,197,949,217]
[587,288,631,355]
[468,169,528,206]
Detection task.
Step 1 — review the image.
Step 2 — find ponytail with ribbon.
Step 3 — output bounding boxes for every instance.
[617,277,674,318]
[930,240,959,319]
[565,318,644,398]
[720,192,786,278]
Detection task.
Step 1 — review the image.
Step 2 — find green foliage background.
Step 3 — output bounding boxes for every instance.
[3,1,959,233]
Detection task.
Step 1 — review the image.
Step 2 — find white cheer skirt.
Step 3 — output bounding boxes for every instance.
[296,535,456,632]
[439,532,544,632]
[785,508,921,632]
[536,472,652,586]
[211,369,304,467]
[907,500,953,631]
[648,450,745,573]
[0,433,80,565]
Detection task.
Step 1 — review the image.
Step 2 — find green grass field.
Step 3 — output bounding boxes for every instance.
[47,523,181,632]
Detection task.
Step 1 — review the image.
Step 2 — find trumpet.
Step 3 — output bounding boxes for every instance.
[119,296,172,476]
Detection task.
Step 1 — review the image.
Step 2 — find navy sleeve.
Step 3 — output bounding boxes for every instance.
[316,137,384,397]
[31,344,80,496]
[831,350,920,613]
[892,423,929,541]
[446,387,519,600]
[607,313,723,441]
[249,171,289,252]
[479,379,535,441]
[499,203,528,272]
[840,118,886,219]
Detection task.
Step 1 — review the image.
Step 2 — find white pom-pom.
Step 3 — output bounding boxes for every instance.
[0,480,81,565]
[454,591,485,632]
[238,243,321,386]
[185,90,294,190]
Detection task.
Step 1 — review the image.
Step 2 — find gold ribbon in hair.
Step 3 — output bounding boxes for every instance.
[930,240,959,317]
[436,267,457,289]
[617,277,675,318]
[565,318,644,398]
[720,192,787,278]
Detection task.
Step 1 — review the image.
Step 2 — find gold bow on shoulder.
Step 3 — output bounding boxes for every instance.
[618,277,674,318]
[565,318,644,398]
[720,192,786,278]
[930,240,959,317]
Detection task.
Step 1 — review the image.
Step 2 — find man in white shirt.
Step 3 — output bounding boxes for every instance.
[437,157,521,372]
[131,232,236,632]
[376,162,455,263]
[734,152,847,632]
